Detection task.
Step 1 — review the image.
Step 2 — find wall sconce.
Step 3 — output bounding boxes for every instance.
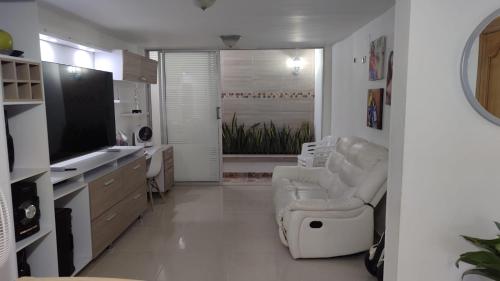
[287,57,304,75]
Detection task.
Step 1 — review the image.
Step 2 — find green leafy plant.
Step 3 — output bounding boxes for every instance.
[456,222,500,280]
[222,113,314,154]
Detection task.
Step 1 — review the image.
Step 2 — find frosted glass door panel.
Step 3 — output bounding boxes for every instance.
[164,52,220,181]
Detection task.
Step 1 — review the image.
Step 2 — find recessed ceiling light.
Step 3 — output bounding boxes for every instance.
[220,35,241,48]
[195,0,216,11]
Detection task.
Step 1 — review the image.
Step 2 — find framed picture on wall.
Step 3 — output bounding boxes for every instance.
[386,50,394,105]
[369,36,386,81]
[367,88,384,130]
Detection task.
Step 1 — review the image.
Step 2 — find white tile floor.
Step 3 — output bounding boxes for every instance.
[80,185,375,281]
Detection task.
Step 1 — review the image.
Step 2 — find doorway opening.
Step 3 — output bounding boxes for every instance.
[220,49,324,185]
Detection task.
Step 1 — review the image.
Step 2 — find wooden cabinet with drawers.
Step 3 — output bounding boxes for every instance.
[163,146,174,191]
[89,156,148,257]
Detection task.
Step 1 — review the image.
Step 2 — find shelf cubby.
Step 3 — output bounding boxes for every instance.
[29,64,41,81]
[5,105,50,168]
[15,62,30,81]
[16,225,52,252]
[10,167,48,184]
[31,82,43,100]
[23,231,59,277]
[3,82,18,100]
[1,60,16,80]
[54,185,92,276]
[17,82,31,100]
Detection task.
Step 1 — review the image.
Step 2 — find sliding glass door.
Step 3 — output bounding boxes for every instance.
[160,51,221,182]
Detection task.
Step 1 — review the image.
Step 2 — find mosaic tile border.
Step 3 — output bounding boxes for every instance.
[222,91,315,99]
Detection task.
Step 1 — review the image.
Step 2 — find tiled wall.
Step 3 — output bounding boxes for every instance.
[221,49,315,128]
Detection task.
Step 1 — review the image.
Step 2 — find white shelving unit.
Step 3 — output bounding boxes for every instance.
[0,54,59,278]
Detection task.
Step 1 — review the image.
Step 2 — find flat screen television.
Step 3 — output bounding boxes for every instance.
[42,62,116,164]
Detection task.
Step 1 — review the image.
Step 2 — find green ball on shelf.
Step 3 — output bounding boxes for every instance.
[0,29,13,51]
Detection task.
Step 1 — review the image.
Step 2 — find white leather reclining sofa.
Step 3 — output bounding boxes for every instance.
[272,137,388,259]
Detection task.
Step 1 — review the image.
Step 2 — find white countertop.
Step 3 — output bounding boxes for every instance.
[50,146,143,184]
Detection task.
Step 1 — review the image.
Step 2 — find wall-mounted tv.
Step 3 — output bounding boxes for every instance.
[42,62,116,164]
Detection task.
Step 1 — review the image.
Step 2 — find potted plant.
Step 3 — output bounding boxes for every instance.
[456,222,500,280]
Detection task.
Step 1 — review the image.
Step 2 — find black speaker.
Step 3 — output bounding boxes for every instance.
[11,182,40,241]
[55,208,75,276]
[4,110,14,172]
[17,249,31,277]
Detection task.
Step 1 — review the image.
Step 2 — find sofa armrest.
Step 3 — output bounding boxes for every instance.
[272,166,329,186]
[286,197,365,212]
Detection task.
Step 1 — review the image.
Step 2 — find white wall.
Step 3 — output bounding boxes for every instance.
[386,1,500,281]
[331,7,395,147]
[0,1,40,61]
[314,49,324,139]
[221,49,315,129]
[322,45,333,138]
[40,40,94,68]
[37,2,138,53]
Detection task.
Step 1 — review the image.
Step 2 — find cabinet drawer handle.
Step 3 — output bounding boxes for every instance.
[133,193,143,200]
[106,213,117,221]
[104,179,115,186]
[132,164,141,170]
[140,76,146,81]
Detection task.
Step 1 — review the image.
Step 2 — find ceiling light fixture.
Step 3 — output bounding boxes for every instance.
[195,0,216,11]
[220,35,241,49]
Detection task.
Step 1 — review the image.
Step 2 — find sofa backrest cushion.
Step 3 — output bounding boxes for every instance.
[325,137,388,203]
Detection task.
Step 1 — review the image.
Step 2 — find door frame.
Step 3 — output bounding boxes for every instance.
[149,49,223,183]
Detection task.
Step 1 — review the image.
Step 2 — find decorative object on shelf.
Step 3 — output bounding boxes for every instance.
[116,130,129,146]
[11,182,40,242]
[220,35,241,48]
[135,126,153,147]
[0,189,11,267]
[456,221,500,280]
[0,29,13,53]
[369,36,386,81]
[132,83,142,114]
[461,9,500,126]
[0,29,23,57]
[4,110,14,172]
[386,51,394,105]
[367,88,384,130]
[195,0,216,11]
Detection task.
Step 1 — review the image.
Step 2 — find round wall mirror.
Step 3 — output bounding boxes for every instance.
[461,9,500,125]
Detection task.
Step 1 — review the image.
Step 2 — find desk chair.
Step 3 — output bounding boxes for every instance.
[146,150,165,208]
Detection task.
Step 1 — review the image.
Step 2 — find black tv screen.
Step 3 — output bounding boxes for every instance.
[42,62,116,164]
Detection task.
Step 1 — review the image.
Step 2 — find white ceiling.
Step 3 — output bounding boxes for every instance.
[39,0,394,49]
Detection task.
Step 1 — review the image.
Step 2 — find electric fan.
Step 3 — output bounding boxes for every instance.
[0,189,11,266]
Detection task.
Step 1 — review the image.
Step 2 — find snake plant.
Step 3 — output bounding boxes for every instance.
[456,222,500,280]
[222,113,314,154]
